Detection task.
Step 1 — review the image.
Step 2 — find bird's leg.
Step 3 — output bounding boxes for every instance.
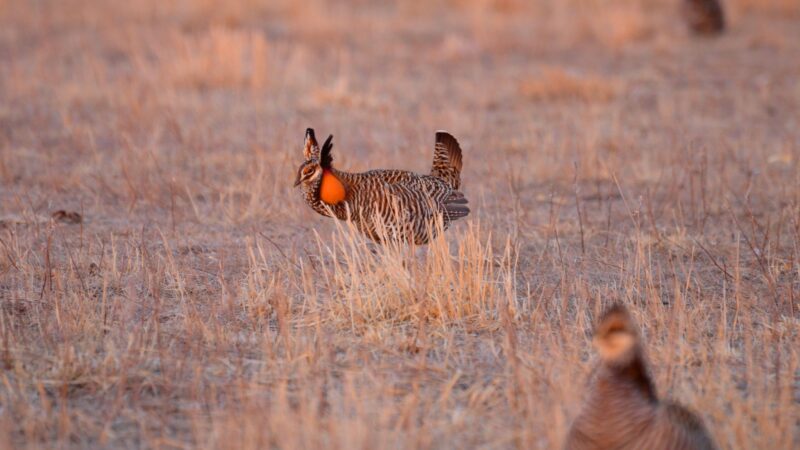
[365,241,380,257]
[398,244,428,273]
[413,245,428,267]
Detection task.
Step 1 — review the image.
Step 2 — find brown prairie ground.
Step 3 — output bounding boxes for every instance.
[0,0,799,449]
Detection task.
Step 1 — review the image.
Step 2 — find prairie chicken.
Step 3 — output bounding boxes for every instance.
[564,305,717,450]
[681,0,725,35]
[293,128,469,245]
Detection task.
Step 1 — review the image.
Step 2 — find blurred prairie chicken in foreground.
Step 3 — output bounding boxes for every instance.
[682,0,725,35]
[294,128,469,245]
[564,305,717,450]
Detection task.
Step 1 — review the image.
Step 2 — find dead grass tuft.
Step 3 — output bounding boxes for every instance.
[145,27,270,90]
[589,6,655,48]
[736,0,800,16]
[519,68,618,103]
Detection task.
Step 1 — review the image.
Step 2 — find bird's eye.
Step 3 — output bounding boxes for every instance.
[303,167,313,175]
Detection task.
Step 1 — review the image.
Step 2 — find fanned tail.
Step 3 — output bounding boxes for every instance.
[431,131,463,190]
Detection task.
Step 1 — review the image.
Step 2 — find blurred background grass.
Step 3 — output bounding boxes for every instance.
[0,0,799,448]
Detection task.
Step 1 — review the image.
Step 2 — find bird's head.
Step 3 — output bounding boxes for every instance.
[294,128,345,204]
[593,304,640,365]
[294,159,323,188]
[293,128,333,188]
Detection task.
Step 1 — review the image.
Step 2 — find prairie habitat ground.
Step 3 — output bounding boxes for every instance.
[1,0,799,448]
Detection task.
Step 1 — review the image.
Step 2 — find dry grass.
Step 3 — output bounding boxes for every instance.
[736,0,800,16]
[1,0,799,449]
[519,68,618,103]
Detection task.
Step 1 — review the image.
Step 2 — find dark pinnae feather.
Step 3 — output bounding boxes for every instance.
[321,135,334,168]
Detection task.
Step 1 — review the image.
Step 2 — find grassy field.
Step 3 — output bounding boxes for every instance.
[1,0,799,448]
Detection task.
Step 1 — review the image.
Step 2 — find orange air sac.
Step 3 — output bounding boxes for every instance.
[320,170,346,205]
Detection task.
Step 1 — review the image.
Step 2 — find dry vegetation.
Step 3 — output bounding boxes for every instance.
[1,0,799,448]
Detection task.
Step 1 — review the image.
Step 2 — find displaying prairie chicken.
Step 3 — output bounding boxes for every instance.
[564,305,717,450]
[681,0,725,35]
[293,128,469,245]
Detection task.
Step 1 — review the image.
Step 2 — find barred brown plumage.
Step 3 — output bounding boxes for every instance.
[564,305,717,450]
[294,128,469,245]
[682,0,725,35]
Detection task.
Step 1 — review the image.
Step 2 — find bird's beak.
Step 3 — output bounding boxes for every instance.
[293,173,302,187]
